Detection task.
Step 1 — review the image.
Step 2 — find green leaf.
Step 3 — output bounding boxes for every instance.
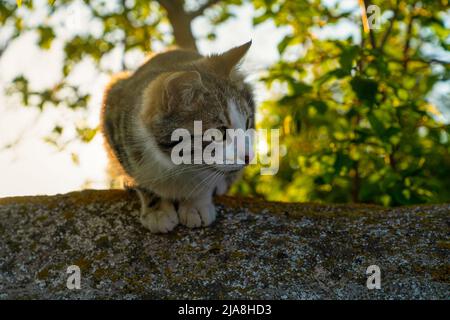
[334,152,351,174]
[76,127,98,143]
[288,79,312,96]
[339,45,359,73]
[350,77,378,106]
[367,113,385,136]
[253,12,270,25]
[277,35,294,54]
[37,26,55,50]
[310,100,328,113]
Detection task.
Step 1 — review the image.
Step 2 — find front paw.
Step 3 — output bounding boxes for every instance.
[178,200,217,228]
[140,200,179,234]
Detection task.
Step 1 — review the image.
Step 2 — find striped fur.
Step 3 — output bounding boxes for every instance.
[101,42,254,233]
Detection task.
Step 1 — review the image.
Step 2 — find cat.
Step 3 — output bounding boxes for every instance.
[101,41,255,233]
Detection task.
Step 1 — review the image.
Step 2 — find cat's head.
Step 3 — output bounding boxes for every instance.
[140,41,255,172]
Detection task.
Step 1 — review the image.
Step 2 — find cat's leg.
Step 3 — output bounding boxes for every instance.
[178,174,234,228]
[213,172,240,196]
[178,195,216,228]
[135,188,179,233]
[214,178,228,196]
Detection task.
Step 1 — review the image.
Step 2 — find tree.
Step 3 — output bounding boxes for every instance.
[1,0,449,206]
[1,0,240,147]
[233,0,450,206]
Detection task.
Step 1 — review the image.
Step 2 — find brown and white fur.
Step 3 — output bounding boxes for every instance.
[101,41,255,233]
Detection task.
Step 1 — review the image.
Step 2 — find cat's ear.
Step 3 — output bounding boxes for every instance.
[205,40,252,77]
[163,71,204,108]
[164,71,203,95]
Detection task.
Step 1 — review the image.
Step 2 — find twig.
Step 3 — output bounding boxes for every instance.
[380,0,400,51]
[363,0,377,49]
[403,8,416,69]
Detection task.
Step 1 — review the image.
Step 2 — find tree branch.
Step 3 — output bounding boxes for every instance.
[363,0,376,49]
[156,0,175,12]
[156,0,198,51]
[403,10,416,70]
[0,34,16,59]
[383,54,450,66]
[380,0,399,51]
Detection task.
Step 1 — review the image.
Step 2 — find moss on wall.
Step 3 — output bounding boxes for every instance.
[0,190,448,299]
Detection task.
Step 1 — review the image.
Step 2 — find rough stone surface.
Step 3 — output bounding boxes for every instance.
[0,189,448,299]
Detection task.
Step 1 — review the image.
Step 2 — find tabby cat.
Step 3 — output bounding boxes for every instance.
[101,41,254,233]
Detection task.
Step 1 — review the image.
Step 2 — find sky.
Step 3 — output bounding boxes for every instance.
[0,2,290,197]
[0,0,448,197]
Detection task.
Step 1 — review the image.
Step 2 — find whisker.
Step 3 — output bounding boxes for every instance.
[186,169,218,199]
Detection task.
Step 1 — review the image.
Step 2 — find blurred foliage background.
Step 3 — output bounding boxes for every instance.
[1,0,449,206]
